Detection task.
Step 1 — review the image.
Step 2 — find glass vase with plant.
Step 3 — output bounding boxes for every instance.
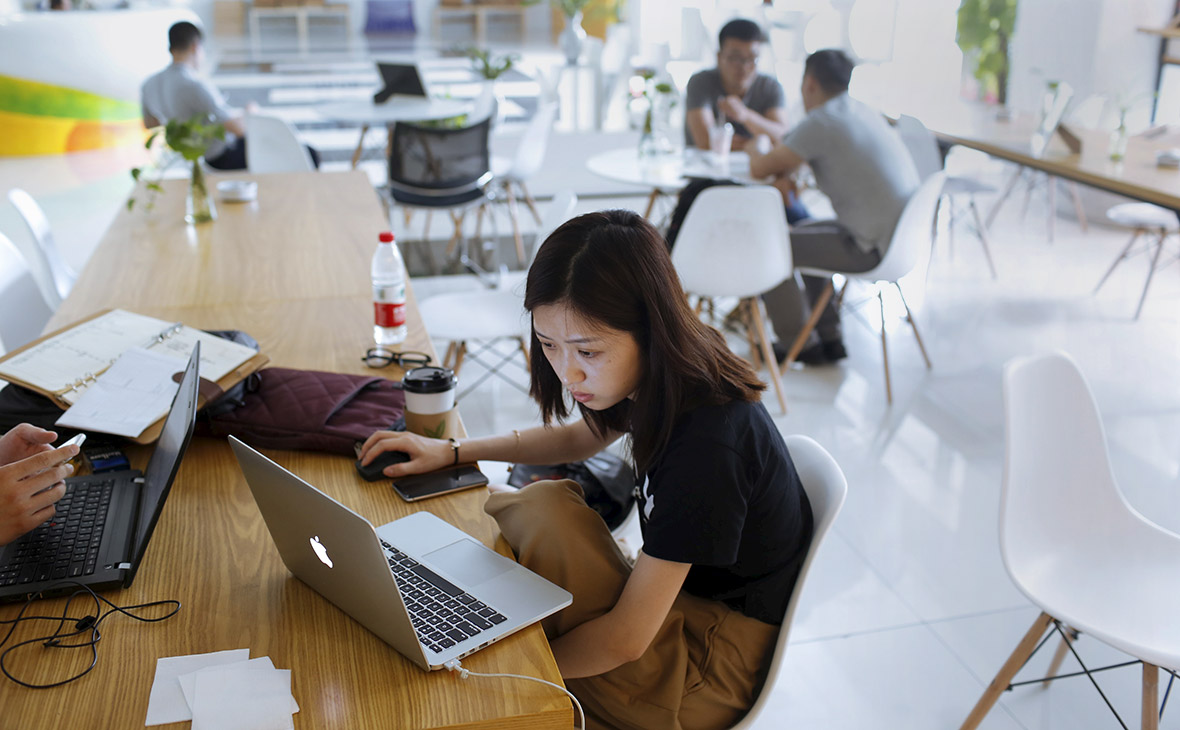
[466,47,519,80]
[956,0,1017,108]
[128,116,226,225]
[633,69,677,157]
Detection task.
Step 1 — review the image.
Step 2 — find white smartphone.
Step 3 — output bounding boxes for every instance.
[61,433,86,451]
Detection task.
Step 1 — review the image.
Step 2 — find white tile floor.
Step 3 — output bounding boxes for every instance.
[2,48,1179,729]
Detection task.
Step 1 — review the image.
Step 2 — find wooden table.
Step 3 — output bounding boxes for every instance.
[918,105,1180,211]
[0,171,571,729]
[585,148,760,218]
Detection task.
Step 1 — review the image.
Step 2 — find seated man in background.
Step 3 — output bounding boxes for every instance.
[142,22,319,170]
[747,49,919,365]
[684,18,790,152]
[142,22,253,170]
[682,18,809,226]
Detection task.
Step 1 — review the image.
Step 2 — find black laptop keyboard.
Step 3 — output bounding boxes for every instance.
[380,540,507,655]
[0,479,113,587]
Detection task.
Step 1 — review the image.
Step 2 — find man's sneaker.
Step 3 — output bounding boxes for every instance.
[822,340,848,362]
[773,340,848,366]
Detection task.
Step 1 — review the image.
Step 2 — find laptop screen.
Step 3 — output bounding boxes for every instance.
[126,342,200,580]
[376,63,428,98]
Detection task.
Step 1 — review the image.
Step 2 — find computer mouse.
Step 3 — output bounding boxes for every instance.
[355,450,410,481]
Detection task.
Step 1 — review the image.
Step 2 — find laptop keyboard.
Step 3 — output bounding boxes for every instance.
[0,479,113,587]
[380,540,508,655]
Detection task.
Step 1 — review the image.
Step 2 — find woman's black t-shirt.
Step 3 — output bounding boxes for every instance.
[637,399,813,625]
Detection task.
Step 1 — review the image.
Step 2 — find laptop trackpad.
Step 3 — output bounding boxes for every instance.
[424,539,513,588]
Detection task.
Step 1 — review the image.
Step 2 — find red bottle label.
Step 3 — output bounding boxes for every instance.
[375,302,406,328]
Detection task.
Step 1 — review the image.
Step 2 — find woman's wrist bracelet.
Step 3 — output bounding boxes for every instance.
[448,438,459,465]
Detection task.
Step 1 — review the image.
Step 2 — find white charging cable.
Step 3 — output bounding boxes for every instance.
[444,658,585,730]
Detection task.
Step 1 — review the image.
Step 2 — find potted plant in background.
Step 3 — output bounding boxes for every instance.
[467,47,518,81]
[956,0,1017,112]
[129,116,225,225]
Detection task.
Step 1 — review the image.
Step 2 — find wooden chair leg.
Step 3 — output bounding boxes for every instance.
[968,196,998,279]
[1094,229,1143,294]
[986,166,1023,229]
[894,283,932,369]
[443,341,457,369]
[519,181,542,224]
[1134,232,1168,319]
[643,188,661,219]
[747,298,788,414]
[452,341,468,376]
[516,337,530,372]
[782,279,834,366]
[1068,181,1089,231]
[1143,663,1159,730]
[1047,176,1057,243]
[445,211,466,260]
[743,300,762,370]
[1041,625,1079,688]
[960,612,1055,730]
[878,289,892,404]
[505,184,526,266]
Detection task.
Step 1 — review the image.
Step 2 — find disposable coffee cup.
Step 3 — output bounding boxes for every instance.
[402,366,459,439]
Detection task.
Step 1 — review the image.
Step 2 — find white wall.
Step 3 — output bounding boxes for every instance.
[1009,0,1171,129]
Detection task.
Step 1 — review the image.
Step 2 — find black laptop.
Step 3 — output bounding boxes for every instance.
[373,62,429,104]
[0,343,200,601]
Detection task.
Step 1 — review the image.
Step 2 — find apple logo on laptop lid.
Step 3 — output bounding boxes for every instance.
[310,535,333,568]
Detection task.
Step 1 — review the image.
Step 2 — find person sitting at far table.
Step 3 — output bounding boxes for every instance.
[746,49,919,366]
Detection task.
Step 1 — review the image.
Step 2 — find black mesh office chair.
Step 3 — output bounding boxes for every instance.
[386,117,496,273]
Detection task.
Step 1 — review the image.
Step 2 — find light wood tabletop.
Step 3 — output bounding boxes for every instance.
[916,104,1180,211]
[0,171,571,729]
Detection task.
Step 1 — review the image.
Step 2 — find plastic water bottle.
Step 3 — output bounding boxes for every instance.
[371,231,407,347]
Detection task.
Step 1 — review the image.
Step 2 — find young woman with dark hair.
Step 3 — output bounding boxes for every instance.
[361,210,813,730]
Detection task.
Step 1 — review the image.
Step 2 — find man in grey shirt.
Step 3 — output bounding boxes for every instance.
[141,22,251,169]
[684,19,790,151]
[747,49,919,364]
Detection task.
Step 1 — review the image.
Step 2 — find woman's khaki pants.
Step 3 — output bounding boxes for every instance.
[485,480,779,730]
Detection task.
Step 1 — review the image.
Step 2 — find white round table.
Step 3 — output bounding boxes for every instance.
[585,148,758,218]
[316,97,473,168]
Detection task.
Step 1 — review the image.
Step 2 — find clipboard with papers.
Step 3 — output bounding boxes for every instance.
[0,309,269,443]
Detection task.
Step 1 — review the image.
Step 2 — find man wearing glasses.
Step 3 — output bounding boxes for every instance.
[684,19,789,152]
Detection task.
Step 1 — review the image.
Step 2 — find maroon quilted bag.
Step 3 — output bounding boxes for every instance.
[199,367,405,455]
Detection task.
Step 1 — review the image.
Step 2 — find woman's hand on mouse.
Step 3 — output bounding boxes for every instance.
[359,431,453,478]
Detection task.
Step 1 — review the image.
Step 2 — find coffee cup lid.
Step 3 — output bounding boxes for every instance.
[402,366,457,394]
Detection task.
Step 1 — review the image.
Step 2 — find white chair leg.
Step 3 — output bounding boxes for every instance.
[894,283,932,370]
[1094,229,1144,294]
[968,195,998,279]
[1133,232,1168,319]
[878,289,892,404]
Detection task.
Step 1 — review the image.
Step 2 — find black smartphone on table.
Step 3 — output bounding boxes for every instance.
[392,465,488,502]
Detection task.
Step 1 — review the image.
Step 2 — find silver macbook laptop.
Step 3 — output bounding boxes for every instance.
[228,436,571,671]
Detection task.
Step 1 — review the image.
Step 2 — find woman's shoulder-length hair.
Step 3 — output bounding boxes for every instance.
[523,209,765,472]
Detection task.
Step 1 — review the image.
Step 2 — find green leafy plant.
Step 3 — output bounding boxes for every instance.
[466,47,518,80]
[128,116,226,215]
[956,0,1017,106]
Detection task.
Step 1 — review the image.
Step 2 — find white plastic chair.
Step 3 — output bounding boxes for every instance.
[245,114,315,174]
[961,351,1180,730]
[416,191,577,398]
[491,102,559,266]
[0,231,54,354]
[1094,203,1178,319]
[731,434,847,729]
[895,115,997,278]
[784,172,946,404]
[6,188,77,310]
[671,185,793,413]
